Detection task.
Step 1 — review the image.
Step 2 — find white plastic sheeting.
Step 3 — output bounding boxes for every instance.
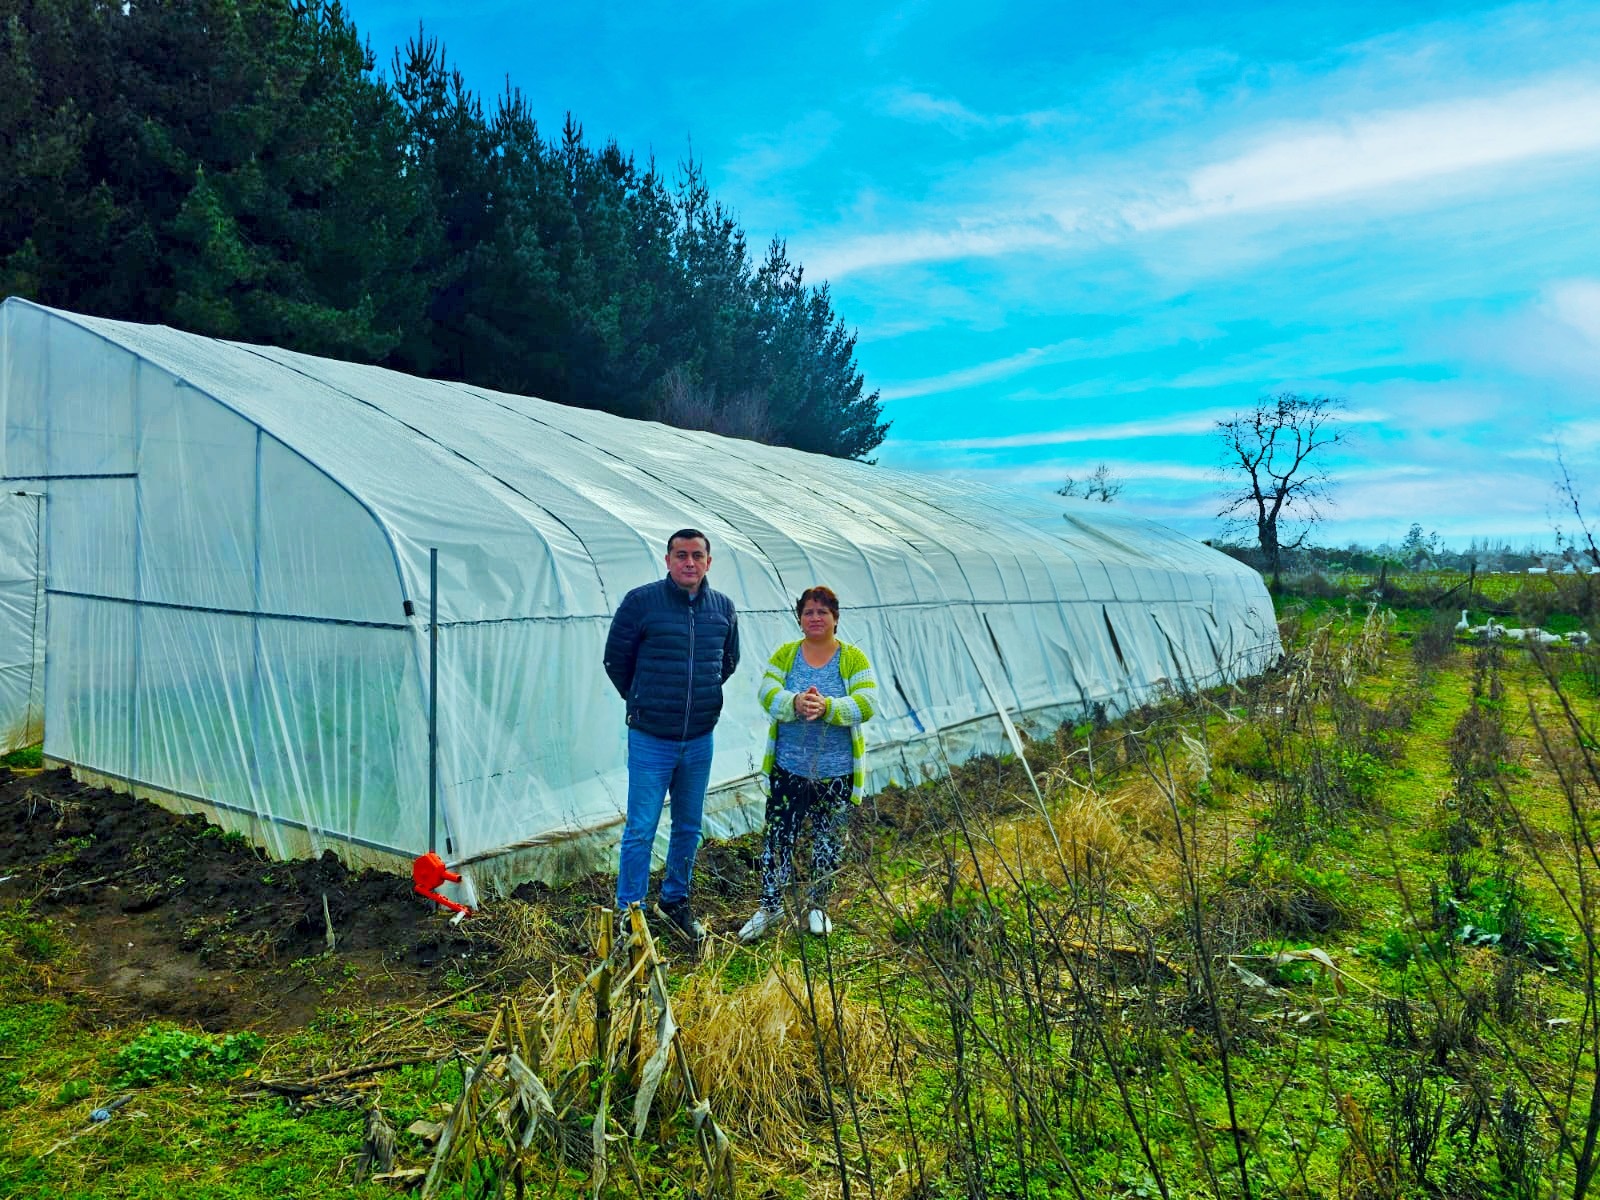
[0,490,44,752]
[0,298,1280,891]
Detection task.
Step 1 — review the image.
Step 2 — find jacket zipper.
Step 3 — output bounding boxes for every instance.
[682,597,697,740]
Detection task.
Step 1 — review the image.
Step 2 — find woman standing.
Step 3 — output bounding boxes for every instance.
[741,586,877,941]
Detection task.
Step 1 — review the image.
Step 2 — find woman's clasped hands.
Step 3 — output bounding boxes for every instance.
[795,685,827,720]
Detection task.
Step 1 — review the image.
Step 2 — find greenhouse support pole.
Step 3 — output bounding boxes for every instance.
[428,547,438,855]
[412,547,469,917]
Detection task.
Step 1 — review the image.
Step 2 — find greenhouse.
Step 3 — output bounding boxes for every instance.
[0,297,1279,898]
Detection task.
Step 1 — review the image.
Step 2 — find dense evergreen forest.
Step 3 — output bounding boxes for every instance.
[0,0,887,459]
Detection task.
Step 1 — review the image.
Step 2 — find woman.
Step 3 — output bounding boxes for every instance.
[741,586,877,941]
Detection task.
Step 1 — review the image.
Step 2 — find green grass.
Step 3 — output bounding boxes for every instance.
[3,608,1596,1199]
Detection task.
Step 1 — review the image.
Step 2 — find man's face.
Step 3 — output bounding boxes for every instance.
[665,536,711,591]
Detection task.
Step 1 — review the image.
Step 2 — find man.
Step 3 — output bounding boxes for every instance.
[604,528,740,944]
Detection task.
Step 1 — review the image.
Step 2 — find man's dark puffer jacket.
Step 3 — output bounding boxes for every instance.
[603,577,740,740]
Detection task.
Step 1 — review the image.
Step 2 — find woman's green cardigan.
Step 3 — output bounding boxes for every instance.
[756,640,878,803]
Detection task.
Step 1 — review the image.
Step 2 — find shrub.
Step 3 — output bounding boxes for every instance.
[1215,724,1275,780]
[1412,610,1458,669]
[1231,834,1359,935]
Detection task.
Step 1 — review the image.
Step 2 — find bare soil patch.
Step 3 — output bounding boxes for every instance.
[0,767,487,1031]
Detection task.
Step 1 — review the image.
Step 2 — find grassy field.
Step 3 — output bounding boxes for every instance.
[2,604,1597,1199]
[1283,568,1597,634]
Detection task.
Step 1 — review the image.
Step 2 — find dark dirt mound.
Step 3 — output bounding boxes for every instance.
[0,768,485,1030]
[0,765,863,1032]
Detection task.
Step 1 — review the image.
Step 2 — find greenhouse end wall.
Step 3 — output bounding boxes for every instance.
[2,301,433,866]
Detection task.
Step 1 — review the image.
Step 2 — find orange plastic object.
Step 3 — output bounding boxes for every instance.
[412,851,472,916]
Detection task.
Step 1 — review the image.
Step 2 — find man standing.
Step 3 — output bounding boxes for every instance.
[604,528,740,944]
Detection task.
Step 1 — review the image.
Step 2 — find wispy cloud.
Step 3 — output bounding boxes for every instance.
[1137,79,1600,230]
[878,87,1071,133]
[809,73,1600,280]
[809,220,1070,280]
[914,459,1223,489]
[1546,277,1600,345]
[930,409,1239,450]
[881,89,989,128]
[1448,276,1600,388]
[879,338,1082,400]
[722,109,843,191]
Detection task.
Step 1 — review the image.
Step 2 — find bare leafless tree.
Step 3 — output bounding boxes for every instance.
[1554,445,1600,570]
[1057,462,1124,503]
[654,364,775,444]
[1217,393,1345,589]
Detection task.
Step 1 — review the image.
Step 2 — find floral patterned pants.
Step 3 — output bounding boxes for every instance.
[759,765,852,910]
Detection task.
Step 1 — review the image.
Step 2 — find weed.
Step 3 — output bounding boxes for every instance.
[1436,872,1574,970]
[1214,724,1274,780]
[0,903,67,964]
[53,1078,91,1106]
[114,1025,265,1087]
[1411,610,1458,670]
[2,743,42,768]
[1233,833,1358,935]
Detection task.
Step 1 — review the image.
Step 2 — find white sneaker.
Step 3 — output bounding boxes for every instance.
[806,908,833,936]
[738,906,782,944]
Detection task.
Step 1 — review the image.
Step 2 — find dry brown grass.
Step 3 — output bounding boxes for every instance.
[968,785,1151,887]
[459,898,566,972]
[672,946,901,1161]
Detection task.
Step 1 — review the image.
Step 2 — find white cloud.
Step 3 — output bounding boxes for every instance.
[1557,419,1600,451]
[1446,277,1600,388]
[879,338,1081,400]
[916,404,1387,451]
[878,87,1072,133]
[807,74,1600,280]
[881,89,990,128]
[1135,79,1600,229]
[1545,277,1600,345]
[721,110,842,193]
[1327,468,1555,526]
[808,220,1070,280]
[924,409,1238,450]
[879,456,1225,497]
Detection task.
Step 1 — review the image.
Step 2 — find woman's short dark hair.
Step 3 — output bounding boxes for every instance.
[795,585,839,621]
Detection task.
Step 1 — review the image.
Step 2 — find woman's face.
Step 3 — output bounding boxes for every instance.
[799,599,837,640]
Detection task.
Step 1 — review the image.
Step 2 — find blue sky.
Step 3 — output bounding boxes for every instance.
[346,0,1600,550]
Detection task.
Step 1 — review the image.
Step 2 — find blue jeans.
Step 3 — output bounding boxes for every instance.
[616,728,714,907]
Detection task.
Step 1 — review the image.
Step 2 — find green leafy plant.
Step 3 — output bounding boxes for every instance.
[1,744,42,768]
[53,1078,91,1106]
[1436,876,1573,969]
[114,1026,265,1087]
[1370,928,1418,969]
[1237,832,1360,934]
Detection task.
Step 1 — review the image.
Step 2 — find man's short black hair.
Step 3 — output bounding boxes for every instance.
[667,528,712,555]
